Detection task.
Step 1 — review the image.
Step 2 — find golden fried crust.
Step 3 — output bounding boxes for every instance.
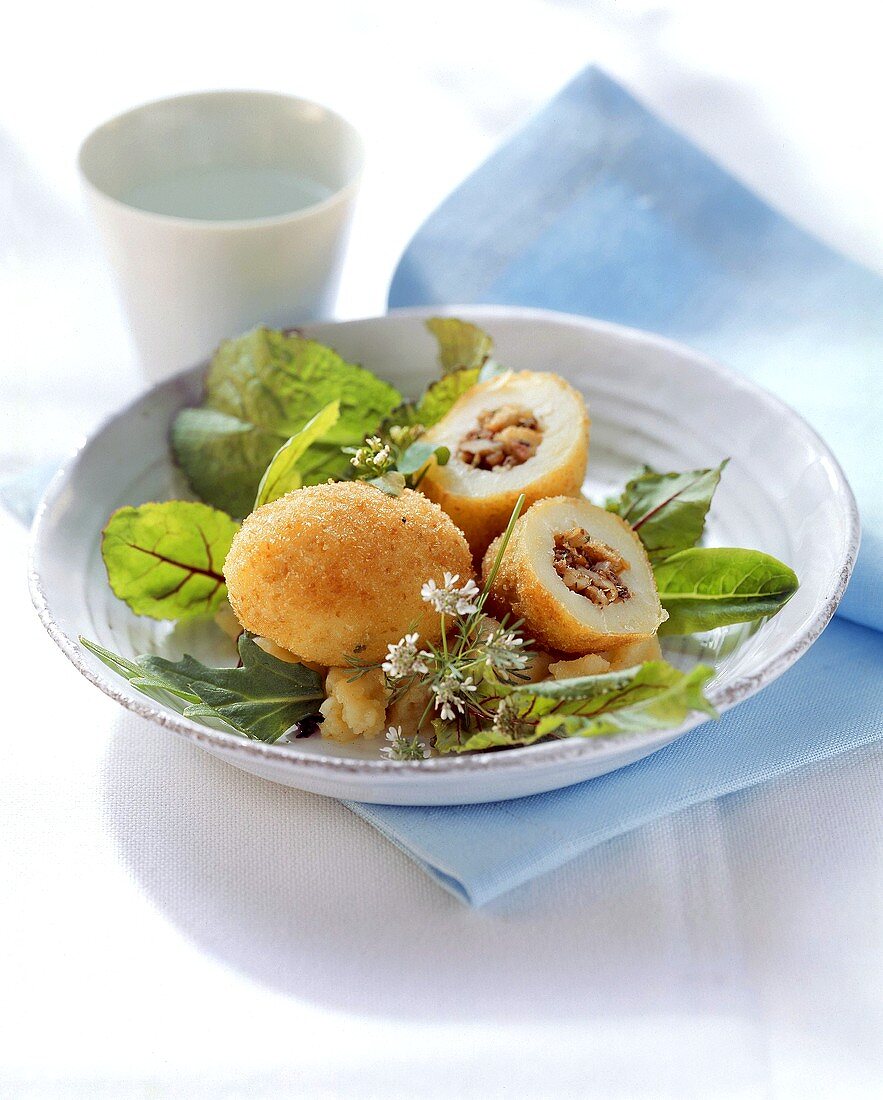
[224,481,473,666]
[481,503,662,654]
[422,453,587,562]
[420,371,590,559]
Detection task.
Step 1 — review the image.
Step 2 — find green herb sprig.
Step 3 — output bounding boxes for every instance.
[344,425,450,496]
[353,496,717,755]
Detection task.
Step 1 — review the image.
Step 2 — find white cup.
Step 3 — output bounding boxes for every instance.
[79,90,363,380]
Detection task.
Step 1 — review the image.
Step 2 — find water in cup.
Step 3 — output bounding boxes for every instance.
[124,166,333,221]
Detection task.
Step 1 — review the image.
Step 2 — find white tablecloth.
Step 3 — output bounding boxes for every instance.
[2,2,881,1095]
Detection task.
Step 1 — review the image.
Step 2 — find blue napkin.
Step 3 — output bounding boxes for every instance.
[347,67,883,903]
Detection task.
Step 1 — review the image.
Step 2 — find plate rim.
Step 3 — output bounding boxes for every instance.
[28,304,861,779]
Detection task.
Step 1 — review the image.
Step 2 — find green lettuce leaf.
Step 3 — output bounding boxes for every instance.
[438,662,716,752]
[368,471,407,496]
[78,638,200,707]
[608,462,727,564]
[101,501,239,621]
[426,317,493,375]
[382,368,481,433]
[172,327,401,516]
[254,400,340,508]
[655,547,799,634]
[533,664,716,740]
[205,327,400,440]
[172,408,285,519]
[415,368,480,426]
[379,317,499,433]
[80,634,324,743]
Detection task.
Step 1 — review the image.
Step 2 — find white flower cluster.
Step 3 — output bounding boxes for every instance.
[349,436,393,475]
[431,670,477,721]
[382,632,430,681]
[381,725,431,761]
[483,626,530,673]
[421,572,481,617]
[380,570,524,745]
[491,694,522,735]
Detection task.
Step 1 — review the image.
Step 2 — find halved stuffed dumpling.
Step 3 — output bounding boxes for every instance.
[482,497,666,653]
[419,371,589,557]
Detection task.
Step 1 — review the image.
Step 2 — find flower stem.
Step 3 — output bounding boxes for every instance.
[479,493,526,608]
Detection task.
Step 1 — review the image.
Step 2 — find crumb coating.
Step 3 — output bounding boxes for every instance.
[224,481,473,666]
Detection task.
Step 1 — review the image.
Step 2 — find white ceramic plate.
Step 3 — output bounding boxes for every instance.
[29,306,858,805]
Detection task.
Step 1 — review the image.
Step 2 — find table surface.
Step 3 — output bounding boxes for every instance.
[2,2,881,1096]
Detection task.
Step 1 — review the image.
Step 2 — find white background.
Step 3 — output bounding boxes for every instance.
[2,1,881,1096]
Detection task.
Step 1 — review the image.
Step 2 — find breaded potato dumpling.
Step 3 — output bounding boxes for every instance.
[420,370,589,558]
[224,481,473,666]
[483,496,666,654]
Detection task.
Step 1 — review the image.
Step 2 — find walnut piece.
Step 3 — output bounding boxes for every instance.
[458,404,543,470]
[553,527,632,607]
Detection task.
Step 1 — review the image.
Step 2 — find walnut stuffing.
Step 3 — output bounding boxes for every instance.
[457,405,543,470]
[553,527,632,606]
